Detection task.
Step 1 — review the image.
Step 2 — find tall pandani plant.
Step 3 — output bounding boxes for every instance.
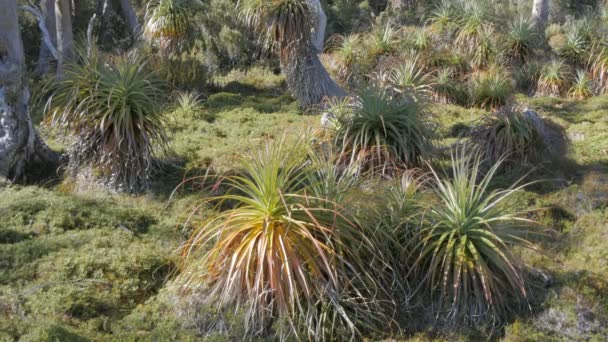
[175,138,395,339]
[411,148,540,324]
[46,47,170,191]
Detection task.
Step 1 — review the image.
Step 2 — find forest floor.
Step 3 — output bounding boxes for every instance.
[1,77,608,340]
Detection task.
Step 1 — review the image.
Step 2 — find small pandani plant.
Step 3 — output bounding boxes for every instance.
[469,105,568,168]
[412,148,539,324]
[469,67,514,110]
[569,70,594,100]
[333,87,436,173]
[537,60,571,97]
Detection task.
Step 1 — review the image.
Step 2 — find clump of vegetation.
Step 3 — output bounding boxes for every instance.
[46,49,171,191]
[537,60,571,97]
[469,106,568,167]
[144,0,195,50]
[175,138,393,339]
[569,70,594,99]
[469,67,514,110]
[504,17,540,64]
[414,149,538,324]
[333,87,435,171]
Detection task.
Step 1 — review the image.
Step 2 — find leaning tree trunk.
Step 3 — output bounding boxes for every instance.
[532,0,550,29]
[56,0,74,65]
[35,0,57,75]
[281,46,347,108]
[0,0,57,181]
[118,0,140,38]
[279,0,346,108]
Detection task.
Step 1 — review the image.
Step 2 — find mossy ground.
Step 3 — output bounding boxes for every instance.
[2,77,608,340]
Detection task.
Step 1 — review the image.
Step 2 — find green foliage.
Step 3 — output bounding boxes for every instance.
[469,67,515,110]
[455,4,492,53]
[469,106,568,167]
[590,47,608,94]
[174,91,205,116]
[145,0,198,50]
[46,49,170,191]
[239,0,314,52]
[537,60,571,97]
[176,138,392,339]
[334,88,435,170]
[388,57,432,100]
[414,149,537,324]
[431,68,466,104]
[569,70,594,99]
[504,17,540,64]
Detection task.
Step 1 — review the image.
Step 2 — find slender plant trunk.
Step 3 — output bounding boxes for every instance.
[118,0,140,38]
[56,0,74,65]
[0,0,57,181]
[532,0,550,29]
[35,0,58,75]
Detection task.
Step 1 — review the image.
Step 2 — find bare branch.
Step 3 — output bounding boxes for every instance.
[19,5,61,63]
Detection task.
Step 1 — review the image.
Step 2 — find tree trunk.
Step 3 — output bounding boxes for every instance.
[0,0,58,181]
[532,0,550,29]
[309,0,326,52]
[118,0,140,38]
[277,0,345,108]
[281,46,347,108]
[56,0,74,63]
[35,0,58,75]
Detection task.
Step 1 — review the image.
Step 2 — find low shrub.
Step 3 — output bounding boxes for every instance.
[469,106,568,167]
[469,67,514,110]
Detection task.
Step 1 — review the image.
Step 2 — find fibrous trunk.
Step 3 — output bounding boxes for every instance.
[281,46,347,108]
[280,0,346,108]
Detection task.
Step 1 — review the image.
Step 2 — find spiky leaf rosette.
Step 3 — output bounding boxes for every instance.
[144,0,195,50]
[469,106,568,168]
[239,0,314,57]
[413,149,538,324]
[537,60,571,97]
[47,49,169,191]
[334,88,435,173]
[176,139,393,339]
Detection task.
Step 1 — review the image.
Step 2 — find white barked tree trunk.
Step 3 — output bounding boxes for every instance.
[532,0,550,29]
[56,0,74,63]
[0,0,57,181]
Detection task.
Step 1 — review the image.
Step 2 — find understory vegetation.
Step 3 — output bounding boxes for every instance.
[3,0,608,340]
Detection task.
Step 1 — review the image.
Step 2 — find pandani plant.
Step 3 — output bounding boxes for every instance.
[175,138,395,339]
[46,47,170,191]
[411,148,540,324]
